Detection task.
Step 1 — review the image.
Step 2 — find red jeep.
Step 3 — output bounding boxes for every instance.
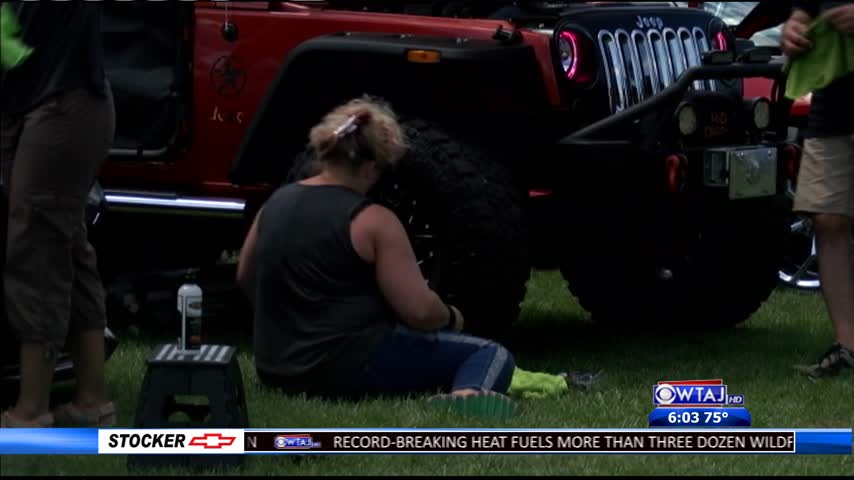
[92,1,801,336]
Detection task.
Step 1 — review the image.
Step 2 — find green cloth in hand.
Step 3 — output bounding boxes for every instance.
[0,3,33,70]
[508,367,569,399]
[784,15,854,99]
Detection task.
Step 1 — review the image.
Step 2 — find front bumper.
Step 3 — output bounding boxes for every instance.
[695,145,778,200]
[555,61,792,201]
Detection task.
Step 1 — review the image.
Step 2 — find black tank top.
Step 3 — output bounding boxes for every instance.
[0,2,106,114]
[253,183,394,393]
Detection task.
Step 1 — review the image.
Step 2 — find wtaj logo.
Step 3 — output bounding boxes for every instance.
[274,434,322,450]
[653,379,744,407]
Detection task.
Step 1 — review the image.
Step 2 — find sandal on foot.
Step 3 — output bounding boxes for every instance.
[1,410,54,428]
[426,391,517,420]
[53,401,116,427]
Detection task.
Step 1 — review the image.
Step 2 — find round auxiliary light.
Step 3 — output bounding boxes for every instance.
[752,98,772,130]
[676,103,698,136]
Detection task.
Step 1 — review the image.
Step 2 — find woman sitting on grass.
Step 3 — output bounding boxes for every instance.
[236,97,518,418]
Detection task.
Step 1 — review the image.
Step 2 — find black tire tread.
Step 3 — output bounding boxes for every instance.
[288,118,530,338]
[394,119,530,337]
[560,201,785,330]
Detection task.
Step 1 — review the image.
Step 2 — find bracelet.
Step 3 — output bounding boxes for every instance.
[445,303,457,331]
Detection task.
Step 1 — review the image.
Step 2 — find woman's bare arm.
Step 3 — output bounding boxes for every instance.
[236,208,263,305]
[351,204,454,331]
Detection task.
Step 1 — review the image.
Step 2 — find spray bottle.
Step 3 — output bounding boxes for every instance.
[177,271,203,351]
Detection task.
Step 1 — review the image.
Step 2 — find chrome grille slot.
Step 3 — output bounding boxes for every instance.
[693,27,715,91]
[649,30,673,88]
[664,28,686,78]
[599,25,712,113]
[680,27,704,91]
[632,30,658,96]
[616,30,643,105]
[599,30,628,111]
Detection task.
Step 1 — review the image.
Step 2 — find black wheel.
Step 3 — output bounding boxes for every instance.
[778,147,821,290]
[289,119,530,338]
[560,200,787,330]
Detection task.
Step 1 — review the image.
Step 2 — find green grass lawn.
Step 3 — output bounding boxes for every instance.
[2,271,853,476]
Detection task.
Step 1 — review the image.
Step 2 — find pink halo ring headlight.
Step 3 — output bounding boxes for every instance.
[558,30,579,80]
[714,31,728,51]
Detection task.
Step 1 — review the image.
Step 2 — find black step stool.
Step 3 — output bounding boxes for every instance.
[128,343,249,471]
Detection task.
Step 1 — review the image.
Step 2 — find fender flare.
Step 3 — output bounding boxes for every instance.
[229,32,548,185]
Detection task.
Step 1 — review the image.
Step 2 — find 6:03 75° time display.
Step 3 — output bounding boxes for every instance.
[649,408,752,428]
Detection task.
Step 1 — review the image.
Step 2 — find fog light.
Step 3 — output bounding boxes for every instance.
[676,103,698,136]
[752,98,772,130]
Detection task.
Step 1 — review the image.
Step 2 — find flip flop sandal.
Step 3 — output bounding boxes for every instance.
[1,410,54,428]
[53,401,116,427]
[426,391,517,420]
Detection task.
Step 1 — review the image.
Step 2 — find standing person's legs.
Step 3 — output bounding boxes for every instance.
[815,213,854,347]
[58,208,116,425]
[0,110,58,427]
[338,324,516,397]
[793,134,854,376]
[3,88,114,425]
[67,237,110,407]
[61,85,116,424]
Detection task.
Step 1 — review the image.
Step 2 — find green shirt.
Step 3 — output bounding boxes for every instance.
[0,3,32,70]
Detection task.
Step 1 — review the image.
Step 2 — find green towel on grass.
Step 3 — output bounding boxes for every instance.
[784,15,854,99]
[508,368,569,399]
[0,3,33,70]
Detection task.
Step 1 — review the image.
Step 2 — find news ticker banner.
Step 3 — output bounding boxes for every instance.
[0,429,851,455]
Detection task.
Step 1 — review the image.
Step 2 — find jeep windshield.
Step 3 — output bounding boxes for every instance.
[703,2,782,46]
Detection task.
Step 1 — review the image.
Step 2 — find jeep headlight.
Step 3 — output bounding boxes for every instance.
[558,31,577,79]
[556,28,594,84]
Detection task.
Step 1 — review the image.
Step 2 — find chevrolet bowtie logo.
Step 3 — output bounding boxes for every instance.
[189,433,237,449]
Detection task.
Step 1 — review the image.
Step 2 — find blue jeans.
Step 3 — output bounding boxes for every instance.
[339,324,516,397]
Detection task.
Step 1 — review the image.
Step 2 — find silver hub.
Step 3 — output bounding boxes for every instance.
[380,183,441,289]
[778,215,820,290]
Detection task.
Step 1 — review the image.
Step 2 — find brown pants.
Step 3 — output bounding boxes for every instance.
[0,86,115,352]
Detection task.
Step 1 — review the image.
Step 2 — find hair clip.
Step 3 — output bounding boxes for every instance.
[333,115,361,139]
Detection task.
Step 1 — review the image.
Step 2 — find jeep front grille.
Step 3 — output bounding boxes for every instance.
[598,27,714,113]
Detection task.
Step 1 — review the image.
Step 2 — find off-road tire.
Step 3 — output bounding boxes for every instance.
[289,119,530,338]
[560,201,786,330]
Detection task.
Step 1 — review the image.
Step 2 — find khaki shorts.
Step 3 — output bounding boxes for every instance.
[793,134,854,220]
